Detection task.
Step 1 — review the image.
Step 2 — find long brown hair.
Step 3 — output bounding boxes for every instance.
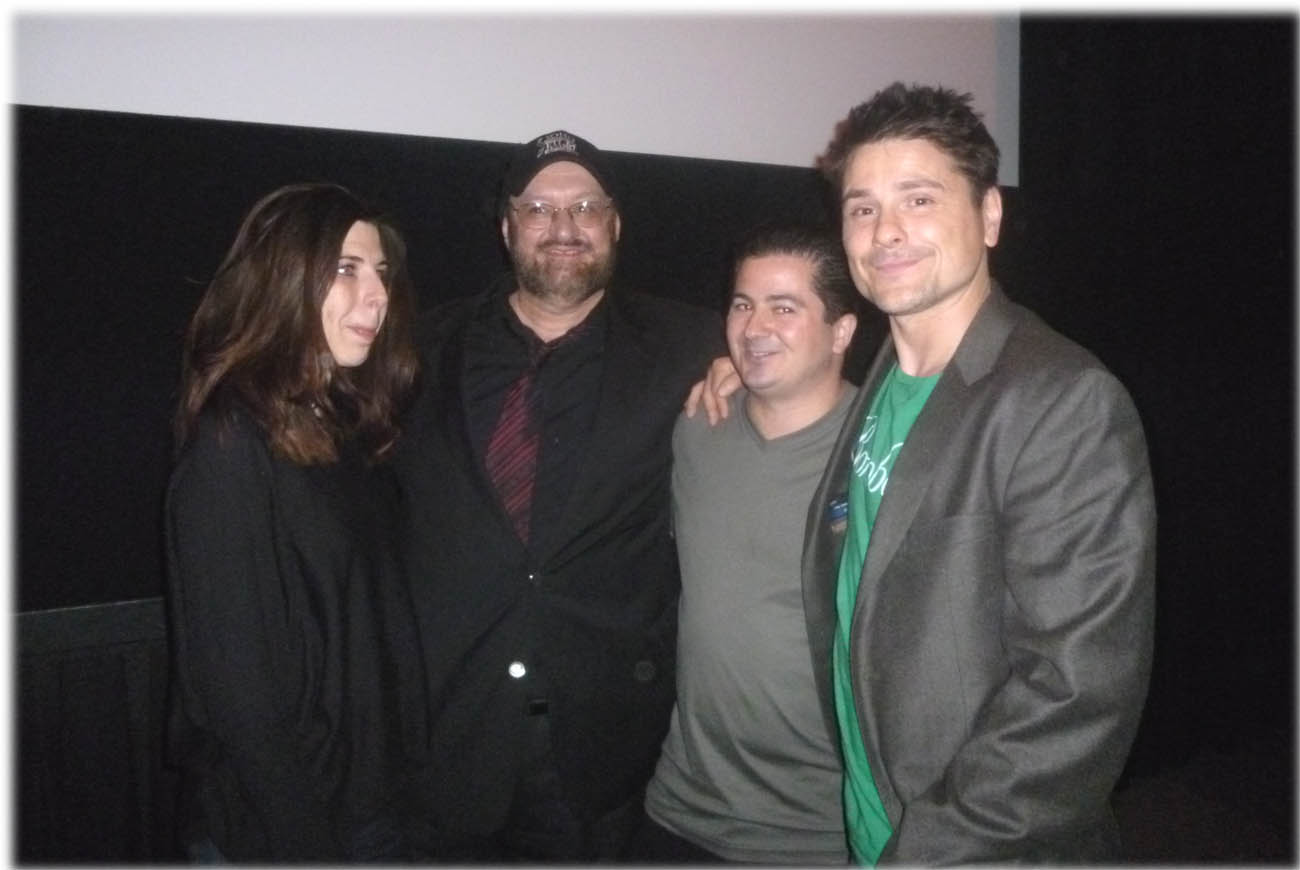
[174,183,418,464]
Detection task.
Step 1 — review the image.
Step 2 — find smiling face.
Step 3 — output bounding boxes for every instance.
[726,253,855,403]
[502,160,620,307]
[320,220,388,367]
[839,137,1001,320]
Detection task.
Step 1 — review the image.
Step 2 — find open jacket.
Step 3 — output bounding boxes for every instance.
[802,286,1156,864]
[395,284,722,838]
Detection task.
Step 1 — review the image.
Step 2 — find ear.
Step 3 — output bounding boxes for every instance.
[981,186,1003,248]
[501,214,510,247]
[612,210,622,243]
[831,312,858,355]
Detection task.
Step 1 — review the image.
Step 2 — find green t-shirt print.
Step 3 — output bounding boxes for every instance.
[833,363,939,865]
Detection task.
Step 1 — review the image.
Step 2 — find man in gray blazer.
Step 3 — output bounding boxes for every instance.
[688,80,1156,863]
[802,82,1156,863]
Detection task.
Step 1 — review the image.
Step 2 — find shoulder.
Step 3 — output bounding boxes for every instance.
[1005,303,1104,372]
[172,402,273,486]
[965,303,1149,473]
[671,391,745,454]
[413,289,494,351]
[1010,307,1135,409]
[612,289,722,341]
[180,400,267,463]
[967,292,1136,412]
[826,384,860,429]
[610,290,725,380]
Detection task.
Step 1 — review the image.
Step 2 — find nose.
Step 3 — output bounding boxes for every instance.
[873,205,904,248]
[743,307,771,338]
[361,271,388,308]
[544,206,579,240]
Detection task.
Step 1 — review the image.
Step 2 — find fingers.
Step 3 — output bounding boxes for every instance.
[684,380,705,417]
[704,357,738,425]
[687,356,739,425]
[702,382,723,425]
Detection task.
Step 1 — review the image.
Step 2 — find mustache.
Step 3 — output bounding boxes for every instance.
[539,239,593,253]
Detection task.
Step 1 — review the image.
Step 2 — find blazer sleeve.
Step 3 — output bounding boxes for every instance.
[166,418,344,860]
[885,368,1157,863]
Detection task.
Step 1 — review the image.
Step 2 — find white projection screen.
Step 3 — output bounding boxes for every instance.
[15,14,1020,183]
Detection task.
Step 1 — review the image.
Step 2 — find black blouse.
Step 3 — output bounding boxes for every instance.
[164,402,426,861]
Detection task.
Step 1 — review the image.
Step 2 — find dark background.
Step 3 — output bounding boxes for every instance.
[16,15,1294,861]
[16,109,850,610]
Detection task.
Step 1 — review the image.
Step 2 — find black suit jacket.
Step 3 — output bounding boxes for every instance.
[803,286,1156,863]
[395,284,722,836]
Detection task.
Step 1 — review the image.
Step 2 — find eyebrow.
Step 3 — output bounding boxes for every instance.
[732,291,804,305]
[765,292,802,303]
[841,176,947,202]
[338,253,388,266]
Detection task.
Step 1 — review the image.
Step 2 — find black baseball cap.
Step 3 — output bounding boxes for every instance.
[500,130,618,214]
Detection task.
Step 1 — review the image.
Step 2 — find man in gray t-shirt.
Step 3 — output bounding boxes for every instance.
[628,225,864,864]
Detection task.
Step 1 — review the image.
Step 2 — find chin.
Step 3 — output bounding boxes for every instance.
[332,349,371,368]
[739,375,776,395]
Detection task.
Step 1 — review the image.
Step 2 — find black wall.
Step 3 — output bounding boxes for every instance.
[1016,15,1295,776]
[17,108,867,612]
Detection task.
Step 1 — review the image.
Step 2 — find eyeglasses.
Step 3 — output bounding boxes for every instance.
[509,199,614,229]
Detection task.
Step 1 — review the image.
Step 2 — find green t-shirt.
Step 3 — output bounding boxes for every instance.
[833,363,939,865]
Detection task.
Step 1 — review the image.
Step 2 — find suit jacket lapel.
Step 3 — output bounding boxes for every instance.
[858,284,1016,607]
[806,286,1018,736]
[434,298,529,554]
[802,341,896,737]
[858,373,961,592]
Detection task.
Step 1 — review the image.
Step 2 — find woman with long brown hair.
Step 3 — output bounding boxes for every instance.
[164,183,424,861]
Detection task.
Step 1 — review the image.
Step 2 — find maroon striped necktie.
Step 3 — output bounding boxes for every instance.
[484,364,541,543]
[484,314,592,544]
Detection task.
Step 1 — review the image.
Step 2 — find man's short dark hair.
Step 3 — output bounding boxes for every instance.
[818,82,1000,205]
[732,224,858,323]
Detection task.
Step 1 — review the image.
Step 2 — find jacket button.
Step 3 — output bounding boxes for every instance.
[633,659,656,682]
[527,572,540,586]
[508,661,527,679]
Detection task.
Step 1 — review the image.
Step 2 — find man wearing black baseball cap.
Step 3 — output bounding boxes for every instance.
[396,130,723,861]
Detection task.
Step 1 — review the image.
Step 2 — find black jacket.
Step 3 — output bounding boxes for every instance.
[395,285,723,836]
[165,402,426,861]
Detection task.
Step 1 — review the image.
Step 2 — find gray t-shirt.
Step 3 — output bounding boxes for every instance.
[644,386,855,864]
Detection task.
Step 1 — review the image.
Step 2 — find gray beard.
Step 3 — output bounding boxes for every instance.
[512,244,617,307]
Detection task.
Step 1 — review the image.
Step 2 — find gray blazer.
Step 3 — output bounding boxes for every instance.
[802,286,1156,864]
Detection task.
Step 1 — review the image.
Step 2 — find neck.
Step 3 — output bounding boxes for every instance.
[746,376,847,440]
[510,288,605,343]
[890,277,991,377]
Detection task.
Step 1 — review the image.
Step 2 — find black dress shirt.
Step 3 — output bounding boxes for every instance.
[463,288,606,554]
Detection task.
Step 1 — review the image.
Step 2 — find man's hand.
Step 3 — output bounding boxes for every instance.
[684,356,740,425]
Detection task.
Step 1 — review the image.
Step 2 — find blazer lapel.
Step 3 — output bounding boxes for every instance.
[802,284,1020,789]
[858,375,962,592]
[857,285,1017,607]
[434,301,530,554]
[802,342,896,736]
